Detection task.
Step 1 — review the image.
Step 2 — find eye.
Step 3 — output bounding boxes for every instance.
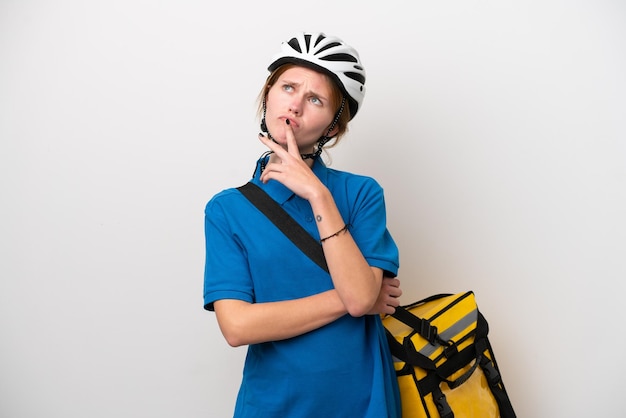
[309,96,322,106]
[282,84,294,92]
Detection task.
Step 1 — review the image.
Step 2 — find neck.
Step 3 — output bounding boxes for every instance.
[268,151,316,168]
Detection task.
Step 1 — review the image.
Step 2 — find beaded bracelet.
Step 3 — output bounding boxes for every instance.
[320,224,350,244]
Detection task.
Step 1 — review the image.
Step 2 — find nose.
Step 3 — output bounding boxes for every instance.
[289,99,301,115]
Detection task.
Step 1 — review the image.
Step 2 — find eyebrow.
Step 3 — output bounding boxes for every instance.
[281,78,330,102]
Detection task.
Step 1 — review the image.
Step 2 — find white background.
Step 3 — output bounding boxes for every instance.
[1,1,625,417]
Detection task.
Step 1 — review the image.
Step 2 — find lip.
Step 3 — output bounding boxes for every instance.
[280,116,298,128]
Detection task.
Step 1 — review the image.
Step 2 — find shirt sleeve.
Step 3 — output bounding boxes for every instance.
[203,192,255,311]
[345,177,399,277]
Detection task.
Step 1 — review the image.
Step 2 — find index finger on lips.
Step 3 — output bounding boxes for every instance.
[284,119,299,158]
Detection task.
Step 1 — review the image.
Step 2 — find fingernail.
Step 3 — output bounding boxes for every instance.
[285,119,290,125]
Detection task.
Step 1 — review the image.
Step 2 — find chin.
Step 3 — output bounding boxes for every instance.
[271,136,288,146]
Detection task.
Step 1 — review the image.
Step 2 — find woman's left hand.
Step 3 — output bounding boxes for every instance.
[258,122,325,201]
[368,277,402,315]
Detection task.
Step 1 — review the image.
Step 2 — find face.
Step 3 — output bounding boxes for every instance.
[264,66,338,153]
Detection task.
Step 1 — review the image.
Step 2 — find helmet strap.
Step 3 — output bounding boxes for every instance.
[260,97,276,142]
[300,97,346,160]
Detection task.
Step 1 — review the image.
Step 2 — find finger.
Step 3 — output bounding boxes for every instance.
[383,304,397,315]
[384,285,402,299]
[259,132,292,167]
[386,297,400,308]
[284,119,300,158]
[382,281,402,297]
[379,306,391,315]
[258,132,281,153]
[383,277,401,288]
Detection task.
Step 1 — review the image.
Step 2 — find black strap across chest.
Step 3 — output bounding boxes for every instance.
[237,182,329,273]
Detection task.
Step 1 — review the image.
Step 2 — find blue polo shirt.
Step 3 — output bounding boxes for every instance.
[204,157,401,418]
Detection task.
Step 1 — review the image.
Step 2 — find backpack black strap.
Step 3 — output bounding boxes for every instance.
[473,315,517,418]
[391,305,443,346]
[237,182,329,273]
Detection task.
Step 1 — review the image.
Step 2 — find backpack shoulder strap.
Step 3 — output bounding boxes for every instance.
[237,182,329,273]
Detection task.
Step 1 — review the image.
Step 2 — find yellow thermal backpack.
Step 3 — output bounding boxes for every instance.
[382,291,516,418]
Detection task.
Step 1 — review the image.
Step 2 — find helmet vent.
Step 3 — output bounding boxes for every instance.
[313,34,326,47]
[345,71,366,85]
[316,42,342,55]
[321,53,358,63]
[287,38,302,53]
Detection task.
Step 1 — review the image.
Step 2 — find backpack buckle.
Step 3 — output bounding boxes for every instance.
[419,319,439,345]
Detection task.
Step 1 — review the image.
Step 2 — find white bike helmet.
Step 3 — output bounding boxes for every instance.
[268,32,366,119]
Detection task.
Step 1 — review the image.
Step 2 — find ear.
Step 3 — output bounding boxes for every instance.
[326,125,340,138]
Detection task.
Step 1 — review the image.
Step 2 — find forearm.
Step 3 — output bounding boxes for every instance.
[214,289,346,347]
[309,188,382,317]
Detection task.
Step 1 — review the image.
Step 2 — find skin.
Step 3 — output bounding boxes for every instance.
[214,66,401,347]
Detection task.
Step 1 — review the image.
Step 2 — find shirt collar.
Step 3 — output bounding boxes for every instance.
[251,156,329,205]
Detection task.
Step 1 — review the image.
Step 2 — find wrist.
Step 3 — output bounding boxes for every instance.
[306,183,332,204]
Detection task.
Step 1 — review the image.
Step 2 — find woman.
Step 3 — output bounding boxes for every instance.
[204,31,403,417]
